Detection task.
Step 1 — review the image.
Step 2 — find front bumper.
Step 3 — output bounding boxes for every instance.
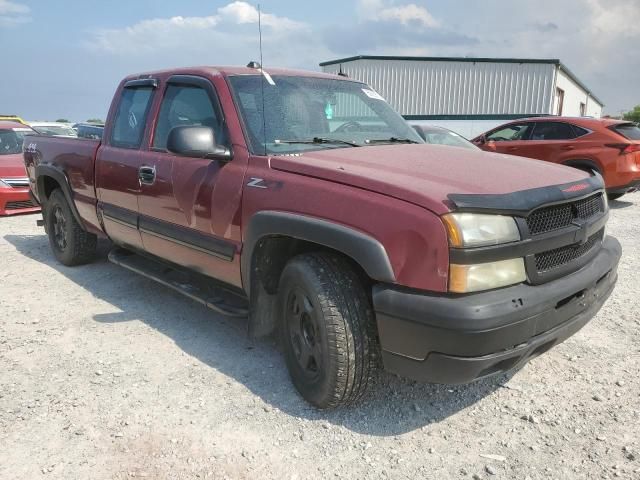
[607,179,640,195]
[0,187,41,216]
[373,236,621,384]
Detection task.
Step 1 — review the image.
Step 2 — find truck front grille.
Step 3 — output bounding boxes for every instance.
[5,199,37,210]
[526,193,604,235]
[534,229,604,273]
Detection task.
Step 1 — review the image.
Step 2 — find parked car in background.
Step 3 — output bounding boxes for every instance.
[73,123,104,140]
[0,115,27,125]
[23,65,620,408]
[0,121,40,215]
[473,117,640,200]
[29,122,78,137]
[413,125,479,150]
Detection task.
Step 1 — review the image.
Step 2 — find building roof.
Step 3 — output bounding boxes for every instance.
[319,55,604,107]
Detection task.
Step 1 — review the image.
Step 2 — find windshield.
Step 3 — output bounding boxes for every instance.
[32,125,77,137]
[0,127,33,155]
[419,127,478,150]
[228,75,423,154]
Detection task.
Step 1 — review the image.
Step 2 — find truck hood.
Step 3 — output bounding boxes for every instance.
[270,144,589,214]
[0,153,28,178]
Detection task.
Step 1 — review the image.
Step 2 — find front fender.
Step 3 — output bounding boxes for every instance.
[242,211,396,295]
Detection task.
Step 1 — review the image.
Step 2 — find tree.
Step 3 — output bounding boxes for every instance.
[623,106,640,123]
[55,118,70,123]
[86,118,104,124]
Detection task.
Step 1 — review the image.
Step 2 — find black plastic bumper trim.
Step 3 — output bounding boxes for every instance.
[373,236,621,383]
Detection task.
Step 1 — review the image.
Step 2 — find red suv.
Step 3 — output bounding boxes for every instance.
[473,117,640,200]
[0,121,40,215]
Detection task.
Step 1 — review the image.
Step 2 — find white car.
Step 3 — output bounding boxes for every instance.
[28,122,77,137]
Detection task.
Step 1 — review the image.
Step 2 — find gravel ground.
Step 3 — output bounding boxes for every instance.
[1,193,639,480]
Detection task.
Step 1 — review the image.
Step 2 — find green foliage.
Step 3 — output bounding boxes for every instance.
[86,118,104,124]
[623,106,640,123]
[55,118,70,123]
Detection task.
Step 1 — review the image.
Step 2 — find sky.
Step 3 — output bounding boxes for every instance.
[1,0,638,122]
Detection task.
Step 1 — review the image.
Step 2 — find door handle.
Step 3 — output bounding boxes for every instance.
[561,145,575,151]
[138,165,156,185]
[507,147,519,151]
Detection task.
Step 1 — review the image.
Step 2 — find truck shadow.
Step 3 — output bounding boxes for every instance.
[5,233,509,436]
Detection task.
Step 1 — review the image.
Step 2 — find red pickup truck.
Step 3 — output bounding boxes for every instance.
[24,65,621,408]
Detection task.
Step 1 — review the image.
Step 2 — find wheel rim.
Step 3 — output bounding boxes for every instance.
[52,205,67,251]
[286,289,322,380]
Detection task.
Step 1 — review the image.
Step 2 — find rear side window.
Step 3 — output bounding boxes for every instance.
[111,87,154,149]
[530,122,576,140]
[571,125,590,137]
[612,123,640,140]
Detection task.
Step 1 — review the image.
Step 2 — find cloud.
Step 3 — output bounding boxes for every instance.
[87,1,306,55]
[359,0,440,28]
[0,0,30,26]
[324,0,474,56]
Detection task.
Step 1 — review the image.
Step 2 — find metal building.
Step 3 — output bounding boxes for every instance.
[319,56,604,138]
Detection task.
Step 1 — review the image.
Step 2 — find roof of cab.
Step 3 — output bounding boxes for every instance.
[123,65,354,82]
[0,120,34,130]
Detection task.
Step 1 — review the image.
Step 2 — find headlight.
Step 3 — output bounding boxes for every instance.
[449,258,527,293]
[442,213,520,248]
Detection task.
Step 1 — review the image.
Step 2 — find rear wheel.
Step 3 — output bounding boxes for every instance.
[45,189,97,266]
[279,252,377,409]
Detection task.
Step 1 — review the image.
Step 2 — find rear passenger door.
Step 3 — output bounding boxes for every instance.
[136,75,246,288]
[96,79,157,250]
[517,121,578,163]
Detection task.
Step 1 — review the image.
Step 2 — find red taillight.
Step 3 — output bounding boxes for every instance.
[624,144,640,154]
[605,143,640,154]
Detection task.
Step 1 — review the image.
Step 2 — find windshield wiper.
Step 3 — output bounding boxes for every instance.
[274,137,361,147]
[365,137,420,145]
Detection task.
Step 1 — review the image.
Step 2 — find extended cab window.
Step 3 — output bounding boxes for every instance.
[486,123,532,142]
[111,87,154,149]
[530,122,576,140]
[153,84,226,150]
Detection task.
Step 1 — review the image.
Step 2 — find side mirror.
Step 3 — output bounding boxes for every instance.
[167,126,232,161]
[485,140,497,151]
[475,134,486,145]
[412,125,427,141]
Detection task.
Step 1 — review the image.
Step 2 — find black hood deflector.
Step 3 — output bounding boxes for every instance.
[448,173,605,216]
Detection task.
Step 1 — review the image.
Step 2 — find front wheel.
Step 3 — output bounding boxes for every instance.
[279,252,377,408]
[45,189,97,266]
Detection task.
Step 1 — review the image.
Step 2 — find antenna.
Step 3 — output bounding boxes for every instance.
[258,4,267,156]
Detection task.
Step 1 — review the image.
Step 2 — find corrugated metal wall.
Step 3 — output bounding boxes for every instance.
[322,59,556,116]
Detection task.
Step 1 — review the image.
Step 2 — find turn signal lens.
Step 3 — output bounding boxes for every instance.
[449,258,527,293]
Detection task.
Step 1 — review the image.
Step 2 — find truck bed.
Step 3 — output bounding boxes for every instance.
[24,135,102,232]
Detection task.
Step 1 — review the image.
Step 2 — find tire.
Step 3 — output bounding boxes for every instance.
[45,189,97,266]
[278,252,377,408]
[607,193,625,201]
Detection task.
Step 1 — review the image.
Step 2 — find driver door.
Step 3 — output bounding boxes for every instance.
[136,75,246,288]
[482,122,534,156]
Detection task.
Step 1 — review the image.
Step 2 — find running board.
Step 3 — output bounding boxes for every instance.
[108,248,249,318]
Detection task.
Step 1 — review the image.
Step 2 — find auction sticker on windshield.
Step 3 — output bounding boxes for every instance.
[362,88,385,101]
